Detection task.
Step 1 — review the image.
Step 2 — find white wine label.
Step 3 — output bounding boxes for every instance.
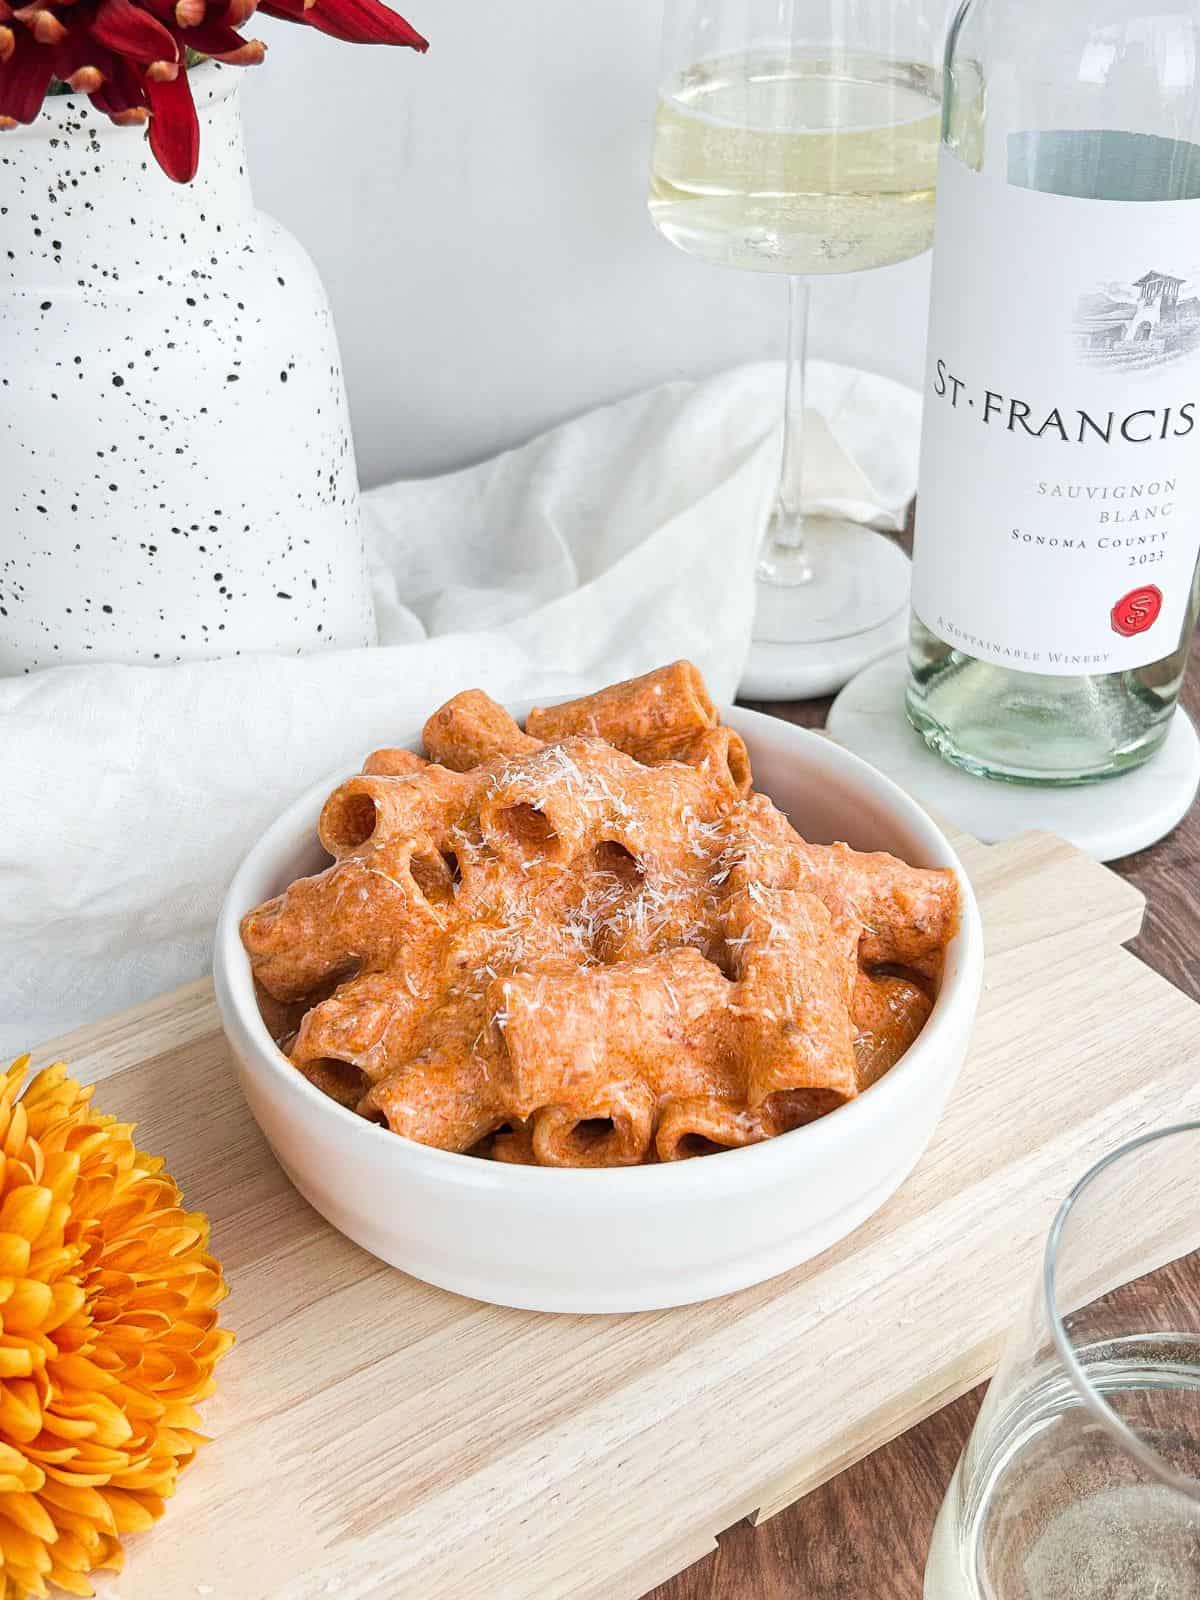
[912,151,1200,676]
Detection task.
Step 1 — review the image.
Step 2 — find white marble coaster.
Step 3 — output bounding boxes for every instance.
[826,651,1200,861]
[739,608,909,700]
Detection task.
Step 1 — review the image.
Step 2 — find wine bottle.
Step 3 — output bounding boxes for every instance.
[906,0,1200,784]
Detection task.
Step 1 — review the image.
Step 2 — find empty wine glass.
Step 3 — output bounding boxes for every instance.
[649,0,942,695]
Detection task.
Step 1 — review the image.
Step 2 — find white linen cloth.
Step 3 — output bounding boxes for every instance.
[0,360,920,1056]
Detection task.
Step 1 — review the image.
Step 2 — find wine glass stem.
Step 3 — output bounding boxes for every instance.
[758,275,815,587]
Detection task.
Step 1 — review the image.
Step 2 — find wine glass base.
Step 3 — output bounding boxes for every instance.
[754,521,911,642]
[739,606,908,700]
[827,652,1200,861]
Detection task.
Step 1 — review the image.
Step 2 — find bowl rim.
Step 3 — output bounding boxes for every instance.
[214,703,984,1194]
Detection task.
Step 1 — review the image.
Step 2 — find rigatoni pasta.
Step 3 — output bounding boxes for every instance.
[633,724,753,800]
[240,837,450,1000]
[526,659,717,753]
[241,661,961,1166]
[360,747,430,779]
[531,1080,657,1168]
[851,972,934,1090]
[492,948,731,1118]
[722,885,859,1109]
[318,766,477,858]
[422,689,541,773]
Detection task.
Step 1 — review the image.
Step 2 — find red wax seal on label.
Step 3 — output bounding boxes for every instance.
[1111,585,1163,638]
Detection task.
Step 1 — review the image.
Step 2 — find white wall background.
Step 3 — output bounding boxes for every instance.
[241,7,932,487]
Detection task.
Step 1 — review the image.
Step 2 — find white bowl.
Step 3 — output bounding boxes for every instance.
[214,705,983,1313]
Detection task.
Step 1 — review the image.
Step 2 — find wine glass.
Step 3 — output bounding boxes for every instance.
[648,0,942,696]
[926,1123,1200,1598]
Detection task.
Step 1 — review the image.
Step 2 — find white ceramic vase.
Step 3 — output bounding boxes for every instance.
[0,63,376,672]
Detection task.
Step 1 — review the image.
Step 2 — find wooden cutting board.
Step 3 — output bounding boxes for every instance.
[31,826,1200,1600]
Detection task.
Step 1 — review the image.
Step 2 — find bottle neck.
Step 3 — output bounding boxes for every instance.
[0,64,255,292]
[943,0,1200,199]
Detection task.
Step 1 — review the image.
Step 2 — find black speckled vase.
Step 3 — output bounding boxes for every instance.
[0,62,377,671]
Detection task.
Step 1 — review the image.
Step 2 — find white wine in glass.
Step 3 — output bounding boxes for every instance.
[647,3,942,693]
[650,50,942,276]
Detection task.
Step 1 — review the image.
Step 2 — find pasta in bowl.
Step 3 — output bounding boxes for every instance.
[214,664,983,1311]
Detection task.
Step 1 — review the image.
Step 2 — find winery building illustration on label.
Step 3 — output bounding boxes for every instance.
[1075,267,1200,369]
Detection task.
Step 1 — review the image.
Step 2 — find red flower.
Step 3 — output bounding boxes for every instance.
[0,0,426,181]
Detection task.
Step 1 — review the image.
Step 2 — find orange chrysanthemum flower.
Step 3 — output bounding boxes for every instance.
[0,1057,234,1600]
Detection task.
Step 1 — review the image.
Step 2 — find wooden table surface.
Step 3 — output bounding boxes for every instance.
[644,647,1200,1600]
